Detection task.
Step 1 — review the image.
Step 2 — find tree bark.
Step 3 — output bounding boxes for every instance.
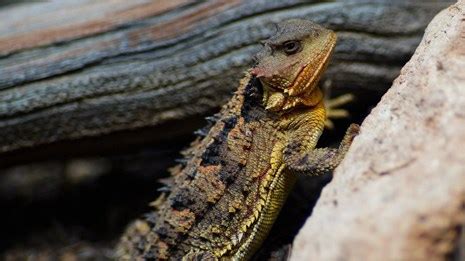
[0,0,452,165]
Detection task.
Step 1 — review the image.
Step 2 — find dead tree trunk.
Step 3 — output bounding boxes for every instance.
[0,0,452,165]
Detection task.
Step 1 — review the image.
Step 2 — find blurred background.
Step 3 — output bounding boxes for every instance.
[0,0,455,260]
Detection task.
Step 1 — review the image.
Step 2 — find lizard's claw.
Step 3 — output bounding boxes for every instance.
[324,93,354,130]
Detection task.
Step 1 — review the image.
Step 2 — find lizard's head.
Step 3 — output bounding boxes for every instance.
[251,19,337,111]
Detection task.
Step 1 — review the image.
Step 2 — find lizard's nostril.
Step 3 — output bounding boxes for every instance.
[251,68,261,77]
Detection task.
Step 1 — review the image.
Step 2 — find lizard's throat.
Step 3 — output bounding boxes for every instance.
[261,82,323,112]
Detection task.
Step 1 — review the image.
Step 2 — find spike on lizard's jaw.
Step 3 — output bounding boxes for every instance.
[261,81,324,112]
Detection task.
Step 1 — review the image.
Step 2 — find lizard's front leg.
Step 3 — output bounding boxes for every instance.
[285,124,359,175]
[283,105,359,176]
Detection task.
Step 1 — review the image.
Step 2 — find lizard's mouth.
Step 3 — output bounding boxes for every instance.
[261,60,318,98]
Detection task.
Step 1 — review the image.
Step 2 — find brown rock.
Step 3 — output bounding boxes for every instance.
[291,1,465,260]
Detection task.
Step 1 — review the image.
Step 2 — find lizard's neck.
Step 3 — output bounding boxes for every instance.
[261,83,323,112]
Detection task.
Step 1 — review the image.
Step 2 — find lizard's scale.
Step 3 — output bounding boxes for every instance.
[120,74,294,259]
[118,19,359,260]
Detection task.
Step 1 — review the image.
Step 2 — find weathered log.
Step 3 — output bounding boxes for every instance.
[291,1,465,260]
[0,0,452,164]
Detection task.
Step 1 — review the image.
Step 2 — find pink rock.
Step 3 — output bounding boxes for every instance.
[291,1,465,260]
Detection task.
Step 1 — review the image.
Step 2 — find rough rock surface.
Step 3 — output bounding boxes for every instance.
[291,1,465,260]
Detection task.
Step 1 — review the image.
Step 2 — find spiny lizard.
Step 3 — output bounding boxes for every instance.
[117,19,359,260]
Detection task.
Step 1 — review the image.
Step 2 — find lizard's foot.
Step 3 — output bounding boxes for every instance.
[325,93,354,129]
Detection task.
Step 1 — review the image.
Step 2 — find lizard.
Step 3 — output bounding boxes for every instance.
[117,19,359,260]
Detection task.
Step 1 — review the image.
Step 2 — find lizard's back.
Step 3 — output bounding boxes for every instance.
[118,74,292,260]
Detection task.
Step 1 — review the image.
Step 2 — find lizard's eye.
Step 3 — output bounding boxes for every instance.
[282,40,301,55]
